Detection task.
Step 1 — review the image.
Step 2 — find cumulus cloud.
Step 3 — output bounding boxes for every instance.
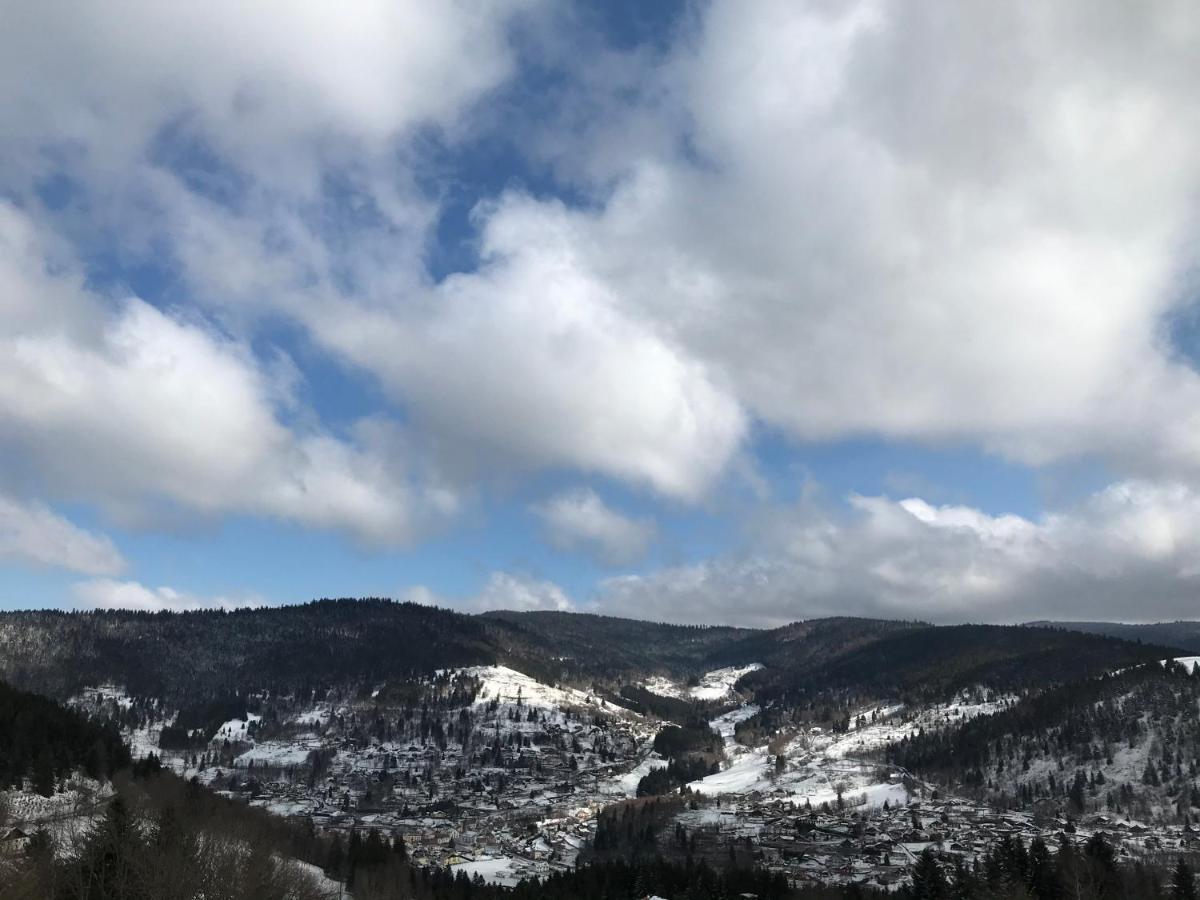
[409,571,575,614]
[0,0,746,507]
[0,0,536,179]
[482,0,1200,477]
[532,488,656,565]
[158,187,747,500]
[599,481,1200,627]
[0,494,125,576]
[150,0,1200,505]
[72,578,263,612]
[474,572,573,613]
[0,201,455,545]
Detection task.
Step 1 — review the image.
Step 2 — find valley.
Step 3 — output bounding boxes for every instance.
[3,604,1200,897]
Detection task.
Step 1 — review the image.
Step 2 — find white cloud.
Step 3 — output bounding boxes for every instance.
[161,189,747,500]
[0,201,455,546]
[473,572,573,613]
[470,0,1200,478]
[532,487,656,565]
[0,0,745,508]
[0,0,536,181]
[0,494,125,576]
[599,480,1200,627]
[72,578,263,612]
[408,571,575,614]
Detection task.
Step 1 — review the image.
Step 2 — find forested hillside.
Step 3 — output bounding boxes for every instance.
[742,624,1173,706]
[0,677,129,795]
[890,660,1200,821]
[0,601,502,702]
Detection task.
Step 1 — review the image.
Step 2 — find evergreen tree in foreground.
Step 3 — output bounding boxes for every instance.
[1174,857,1198,900]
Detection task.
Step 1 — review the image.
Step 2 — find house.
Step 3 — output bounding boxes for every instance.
[1,827,31,854]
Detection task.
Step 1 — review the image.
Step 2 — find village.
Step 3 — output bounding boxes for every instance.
[43,666,1200,891]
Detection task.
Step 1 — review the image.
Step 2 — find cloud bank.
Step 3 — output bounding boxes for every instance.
[598,481,1200,627]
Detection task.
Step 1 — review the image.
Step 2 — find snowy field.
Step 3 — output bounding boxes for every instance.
[602,752,668,797]
[214,713,262,742]
[459,666,639,720]
[812,692,1013,760]
[449,855,524,887]
[644,664,762,702]
[683,692,1009,811]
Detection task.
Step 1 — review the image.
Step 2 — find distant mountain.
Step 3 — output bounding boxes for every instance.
[0,602,930,706]
[1028,620,1200,654]
[478,609,758,678]
[0,600,500,702]
[735,623,1178,742]
[0,601,1180,716]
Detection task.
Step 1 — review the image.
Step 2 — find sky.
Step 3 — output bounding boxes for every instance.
[2,0,1200,627]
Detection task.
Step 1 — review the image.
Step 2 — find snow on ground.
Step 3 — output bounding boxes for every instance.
[643,664,763,702]
[1164,656,1200,674]
[283,859,341,899]
[687,703,768,796]
[814,693,1013,760]
[458,666,638,718]
[291,707,331,729]
[214,713,262,742]
[72,684,134,710]
[128,720,169,760]
[2,778,113,858]
[643,675,685,699]
[710,703,760,741]
[780,780,909,810]
[688,664,763,701]
[604,753,668,797]
[2,777,112,825]
[689,747,772,796]
[686,696,938,809]
[450,856,523,887]
[234,741,318,767]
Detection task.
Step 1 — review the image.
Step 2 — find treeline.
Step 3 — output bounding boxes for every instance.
[590,796,684,859]
[2,765,335,899]
[0,602,761,707]
[637,723,724,796]
[0,677,129,795]
[613,684,699,724]
[0,606,922,710]
[0,601,501,703]
[477,610,759,680]
[901,832,1199,900]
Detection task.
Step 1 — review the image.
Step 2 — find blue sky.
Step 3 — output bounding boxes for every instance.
[1,1,1199,626]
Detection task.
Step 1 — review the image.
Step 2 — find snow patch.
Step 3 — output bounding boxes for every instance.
[458,666,637,718]
[214,713,261,742]
[690,664,762,700]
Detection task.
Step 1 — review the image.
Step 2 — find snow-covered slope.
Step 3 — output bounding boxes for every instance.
[644,663,763,702]
[459,665,638,718]
[688,664,763,700]
[214,713,261,742]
